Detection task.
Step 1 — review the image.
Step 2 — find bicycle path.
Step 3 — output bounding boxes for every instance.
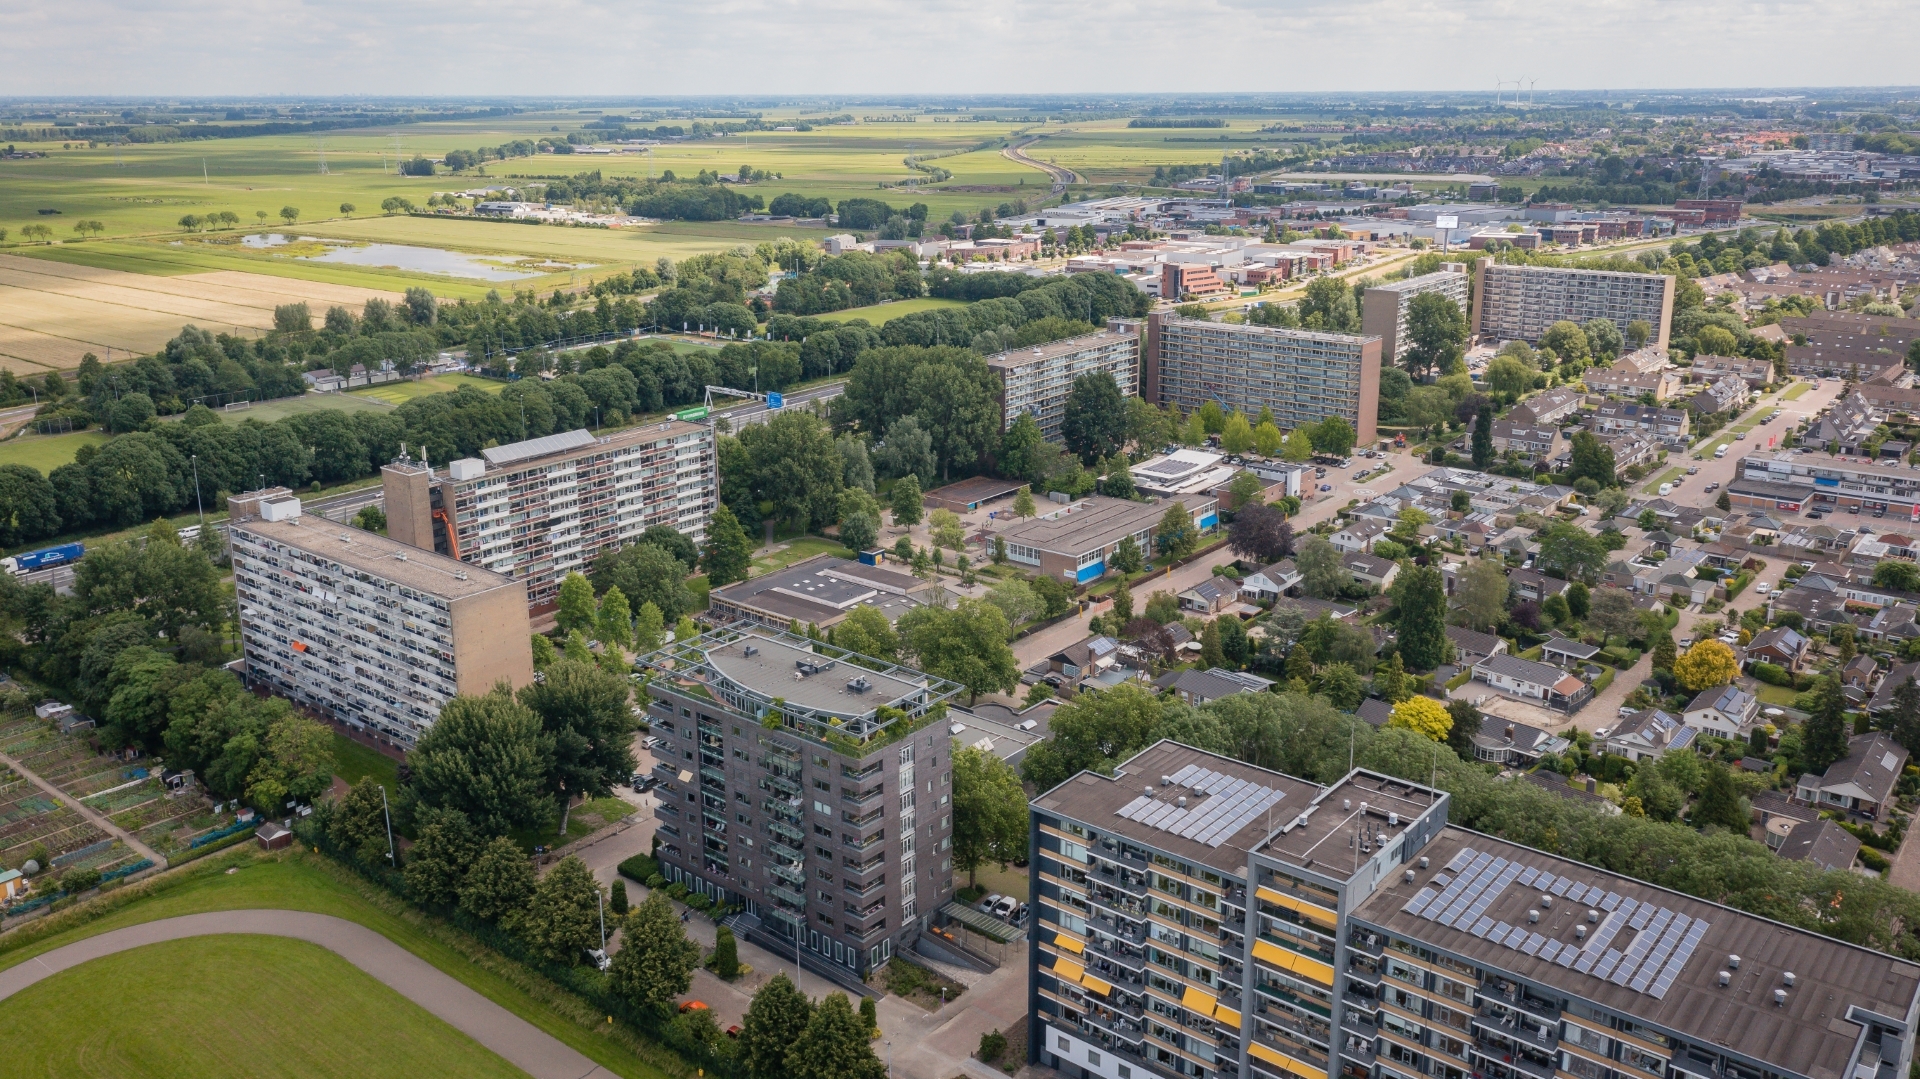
[0,909,617,1079]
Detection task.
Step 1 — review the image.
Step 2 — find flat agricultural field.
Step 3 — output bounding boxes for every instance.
[348,373,502,403]
[0,935,528,1079]
[0,430,112,472]
[0,251,404,373]
[816,297,968,324]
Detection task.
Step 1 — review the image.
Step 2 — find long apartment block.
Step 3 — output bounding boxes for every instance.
[1028,741,1919,1079]
[989,322,1141,441]
[1362,270,1471,363]
[635,626,962,979]
[1148,315,1381,447]
[383,420,716,612]
[1471,260,1675,353]
[230,495,534,745]
[1732,451,1920,516]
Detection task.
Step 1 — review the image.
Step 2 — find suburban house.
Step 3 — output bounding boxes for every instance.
[1508,568,1570,603]
[1343,551,1400,590]
[1509,387,1583,427]
[1584,365,1684,402]
[1539,636,1602,669]
[1153,668,1274,706]
[1775,819,1861,872]
[1869,661,1920,714]
[1180,576,1242,614]
[1601,708,1697,762]
[1685,374,1752,418]
[1801,393,1881,454]
[1472,653,1594,713]
[1488,420,1563,465]
[1238,560,1300,603]
[1592,402,1692,447]
[1329,519,1393,554]
[1444,626,1507,666]
[1690,354,1776,390]
[1356,698,1395,728]
[1842,655,1883,703]
[1795,732,1909,822]
[1746,625,1812,672]
[1472,719,1571,767]
[1044,635,1121,685]
[1682,684,1760,737]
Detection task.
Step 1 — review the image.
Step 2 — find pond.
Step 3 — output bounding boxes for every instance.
[233,233,569,281]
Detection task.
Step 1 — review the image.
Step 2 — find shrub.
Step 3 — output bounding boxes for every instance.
[709,925,740,979]
[979,1030,1009,1062]
[1860,846,1891,873]
[646,873,665,888]
[618,854,659,882]
[1751,662,1793,686]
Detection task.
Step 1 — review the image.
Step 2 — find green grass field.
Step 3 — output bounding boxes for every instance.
[329,733,401,791]
[815,296,967,324]
[0,934,527,1079]
[0,850,676,1079]
[210,392,396,423]
[349,373,503,404]
[1782,382,1813,401]
[0,429,111,471]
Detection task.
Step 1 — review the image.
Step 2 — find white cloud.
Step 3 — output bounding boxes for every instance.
[3,0,1915,96]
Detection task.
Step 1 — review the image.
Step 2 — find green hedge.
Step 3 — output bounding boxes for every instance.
[617,854,659,883]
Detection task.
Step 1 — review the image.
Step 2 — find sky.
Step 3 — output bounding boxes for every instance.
[4,0,1918,98]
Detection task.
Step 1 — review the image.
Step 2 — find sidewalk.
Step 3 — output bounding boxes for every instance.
[0,748,166,869]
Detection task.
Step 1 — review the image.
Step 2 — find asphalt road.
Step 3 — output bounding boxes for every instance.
[0,910,618,1079]
[714,380,846,429]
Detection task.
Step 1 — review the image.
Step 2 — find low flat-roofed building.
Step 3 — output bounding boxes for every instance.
[998,494,1216,584]
[706,553,942,630]
[1130,449,1238,498]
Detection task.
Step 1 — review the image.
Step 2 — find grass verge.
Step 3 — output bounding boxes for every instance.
[329,733,401,790]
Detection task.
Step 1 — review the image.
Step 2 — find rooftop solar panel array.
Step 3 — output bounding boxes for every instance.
[1400,847,1710,1000]
[1112,764,1286,848]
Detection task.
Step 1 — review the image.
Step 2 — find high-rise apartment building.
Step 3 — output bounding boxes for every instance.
[383,420,716,613]
[1362,270,1471,364]
[1471,260,1675,352]
[988,323,1141,441]
[636,625,962,980]
[230,496,534,746]
[1149,316,1381,446]
[1028,741,1920,1079]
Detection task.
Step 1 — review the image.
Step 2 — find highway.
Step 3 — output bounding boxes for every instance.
[713,380,847,429]
[1004,137,1077,196]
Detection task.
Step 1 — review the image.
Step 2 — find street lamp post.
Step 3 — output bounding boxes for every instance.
[190,455,205,526]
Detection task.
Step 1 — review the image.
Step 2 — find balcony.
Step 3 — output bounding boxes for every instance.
[845,874,886,898]
[767,819,805,845]
[1473,1004,1556,1053]
[845,897,886,920]
[1478,984,1560,1024]
[842,760,882,782]
[844,830,886,853]
[768,861,806,887]
[845,851,885,873]
[1470,1041,1556,1079]
[769,883,807,910]
[843,806,883,828]
[842,784,884,807]
[699,765,727,787]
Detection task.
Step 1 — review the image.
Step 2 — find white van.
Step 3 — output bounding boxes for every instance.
[1713,444,1729,459]
[1658,483,1673,496]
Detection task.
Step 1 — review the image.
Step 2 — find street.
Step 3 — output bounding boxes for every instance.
[714,380,846,429]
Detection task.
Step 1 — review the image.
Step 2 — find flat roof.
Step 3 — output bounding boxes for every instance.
[923,476,1025,507]
[986,326,1136,371]
[704,632,925,721]
[232,515,523,602]
[998,495,1207,558]
[456,419,709,476]
[710,554,930,625]
[1351,828,1920,1079]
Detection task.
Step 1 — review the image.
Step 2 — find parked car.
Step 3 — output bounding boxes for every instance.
[1735,432,1747,440]
[1318,484,1333,492]
[992,895,1019,920]
[980,893,1005,914]
[1755,582,1771,595]
[1686,466,1699,475]
[680,1001,709,1014]
[641,736,662,751]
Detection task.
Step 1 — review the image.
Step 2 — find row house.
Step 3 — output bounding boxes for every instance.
[1591,402,1691,447]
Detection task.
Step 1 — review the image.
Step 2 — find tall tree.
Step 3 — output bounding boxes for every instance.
[1060,372,1127,464]
[518,660,634,834]
[1229,504,1293,563]
[1155,502,1197,559]
[1588,586,1642,647]
[997,411,1045,484]
[952,746,1028,887]
[1445,699,1482,762]
[597,586,633,651]
[406,687,554,838]
[609,890,702,1013]
[403,806,481,908]
[1404,290,1467,380]
[890,474,924,526]
[1394,565,1449,671]
[785,993,886,1079]
[1802,676,1851,773]
[740,974,814,1079]
[897,599,1019,705]
[458,836,537,923]
[1453,558,1509,632]
[1471,404,1494,469]
[518,855,604,965]
[1567,431,1617,491]
[701,504,754,588]
[1880,675,1920,755]
[1019,682,1163,791]
[1296,536,1346,600]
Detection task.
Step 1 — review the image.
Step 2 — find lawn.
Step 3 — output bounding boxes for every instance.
[349,373,503,404]
[1782,382,1813,401]
[0,849,676,1079]
[1754,682,1802,708]
[0,934,527,1079]
[815,297,968,324]
[0,429,111,472]
[330,733,401,791]
[748,535,855,576]
[201,392,397,424]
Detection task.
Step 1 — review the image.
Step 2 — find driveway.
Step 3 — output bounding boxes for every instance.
[0,909,619,1079]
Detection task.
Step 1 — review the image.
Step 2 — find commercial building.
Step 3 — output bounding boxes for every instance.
[1149,316,1381,447]
[989,324,1142,441]
[230,498,535,746]
[998,494,1217,584]
[1027,739,1920,1079]
[382,420,716,613]
[636,625,962,979]
[1361,270,1471,364]
[1471,260,1676,353]
[1732,451,1920,517]
[706,553,945,631]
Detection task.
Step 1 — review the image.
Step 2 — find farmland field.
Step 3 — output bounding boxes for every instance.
[0,935,528,1079]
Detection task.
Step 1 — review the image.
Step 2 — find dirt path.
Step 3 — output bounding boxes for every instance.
[0,747,166,869]
[0,909,617,1079]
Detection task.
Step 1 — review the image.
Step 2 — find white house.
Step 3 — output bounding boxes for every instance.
[1239,560,1301,603]
[1329,519,1393,554]
[1681,685,1759,737]
[1472,654,1594,714]
[1601,709,1698,762]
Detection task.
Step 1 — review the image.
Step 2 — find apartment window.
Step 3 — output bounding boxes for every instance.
[1563,1055,1610,1079]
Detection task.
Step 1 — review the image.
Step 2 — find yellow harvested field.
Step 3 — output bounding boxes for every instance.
[0,253,402,372]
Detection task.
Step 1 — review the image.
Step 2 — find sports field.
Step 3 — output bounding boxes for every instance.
[0,429,112,471]
[348,373,502,403]
[0,849,674,1079]
[0,934,527,1079]
[815,297,968,324]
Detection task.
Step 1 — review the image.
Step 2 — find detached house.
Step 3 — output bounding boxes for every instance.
[1685,374,1751,418]
[1602,708,1698,762]
[1180,576,1242,614]
[1472,653,1593,713]
[1472,719,1571,767]
[1444,626,1507,666]
[1238,560,1300,603]
[1746,625,1812,672]
[1489,420,1563,466]
[1796,732,1909,822]
[1508,387,1583,427]
[1682,684,1760,738]
[1329,519,1393,554]
[1343,551,1400,590]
